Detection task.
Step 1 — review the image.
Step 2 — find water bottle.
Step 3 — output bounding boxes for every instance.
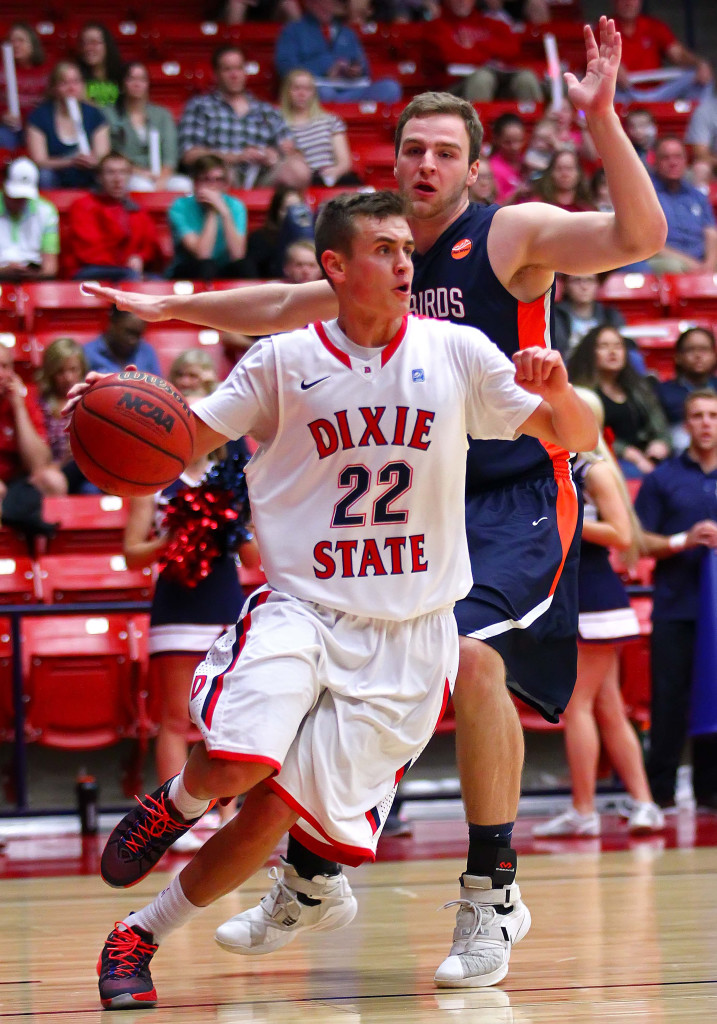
[76,771,99,836]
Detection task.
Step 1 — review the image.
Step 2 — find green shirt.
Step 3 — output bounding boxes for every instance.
[105,102,179,171]
[0,195,59,265]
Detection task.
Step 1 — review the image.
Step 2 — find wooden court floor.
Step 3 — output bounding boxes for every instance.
[2,844,717,1022]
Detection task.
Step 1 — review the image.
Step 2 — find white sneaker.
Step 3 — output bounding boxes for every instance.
[627,801,665,834]
[433,876,531,988]
[170,828,205,853]
[215,858,358,955]
[531,806,600,837]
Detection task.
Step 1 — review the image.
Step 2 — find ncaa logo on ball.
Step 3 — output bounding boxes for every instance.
[451,238,472,260]
[116,391,176,434]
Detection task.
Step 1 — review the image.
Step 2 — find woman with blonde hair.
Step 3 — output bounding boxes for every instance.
[534,388,664,837]
[25,60,110,188]
[279,69,360,187]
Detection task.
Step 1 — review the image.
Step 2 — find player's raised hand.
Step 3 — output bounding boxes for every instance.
[513,347,570,399]
[564,16,620,118]
[79,282,173,323]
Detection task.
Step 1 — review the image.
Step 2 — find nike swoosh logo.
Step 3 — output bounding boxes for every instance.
[300,376,330,390]
[532,517,548,526]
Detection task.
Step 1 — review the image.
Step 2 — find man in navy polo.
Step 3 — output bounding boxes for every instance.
[635,390,717,810]
[646,136,717,274]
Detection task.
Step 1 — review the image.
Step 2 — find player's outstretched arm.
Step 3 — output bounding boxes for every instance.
[500,17,666,278]
[514,348,598,452]
[79,279,339,335]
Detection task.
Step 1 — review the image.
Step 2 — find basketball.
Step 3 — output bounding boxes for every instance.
[69,371,196,496]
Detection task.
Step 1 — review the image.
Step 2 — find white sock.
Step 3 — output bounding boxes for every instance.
[168,769,211,821]
[124,875,202,944]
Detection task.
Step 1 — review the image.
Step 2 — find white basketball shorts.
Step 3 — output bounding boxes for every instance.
[188,586,458,866]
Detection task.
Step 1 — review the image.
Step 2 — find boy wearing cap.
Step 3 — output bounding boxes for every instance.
[0,157,59,281]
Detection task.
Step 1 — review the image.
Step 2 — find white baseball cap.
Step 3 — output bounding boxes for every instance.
[4,157,39,200]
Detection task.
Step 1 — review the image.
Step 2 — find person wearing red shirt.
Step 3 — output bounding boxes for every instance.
[431,0,542,102]
[612,0,712,103]
[63,151,164,281]
[0,23,49,151]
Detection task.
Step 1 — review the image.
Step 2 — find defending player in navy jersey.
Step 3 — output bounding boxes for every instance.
[88,192,596,1009]
[83,17,667,990]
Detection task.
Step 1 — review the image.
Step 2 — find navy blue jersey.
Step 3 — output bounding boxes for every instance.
[411,203,567,488]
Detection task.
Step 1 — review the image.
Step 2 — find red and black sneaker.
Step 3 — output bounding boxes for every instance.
[101,778,210,888]
[97,921,158,1010]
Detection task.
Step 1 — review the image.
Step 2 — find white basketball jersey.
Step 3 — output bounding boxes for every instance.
[193,315,540,621]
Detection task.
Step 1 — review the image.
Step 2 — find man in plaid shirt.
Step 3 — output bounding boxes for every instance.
[179,45,311,189]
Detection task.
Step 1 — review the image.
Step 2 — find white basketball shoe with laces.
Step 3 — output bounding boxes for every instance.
[434,875,531,988]
[215,858,358,955]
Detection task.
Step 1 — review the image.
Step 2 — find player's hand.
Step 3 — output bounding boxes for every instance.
[512,347,570,400]
[563,16,619,118]
[61,365,137,417]
[79,282,171,323]
[687,520,717,549]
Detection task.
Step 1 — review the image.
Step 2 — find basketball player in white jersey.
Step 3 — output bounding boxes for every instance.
[92,191,597,1009]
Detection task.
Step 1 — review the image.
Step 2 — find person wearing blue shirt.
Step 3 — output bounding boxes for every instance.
[655,326,717,450]
[168,155,248,281]
[635,390,717,811]
[646,137,717,273]
[274,0,402,104]
[84,307,161,376]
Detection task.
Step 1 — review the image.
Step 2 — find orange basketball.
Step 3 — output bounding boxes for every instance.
[69,371,196,496]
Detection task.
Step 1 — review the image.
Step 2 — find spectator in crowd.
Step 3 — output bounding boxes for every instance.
[84,306,161,376]
[76,22,125,109]
[533,388,664,838]
[33,337,97,496]
[625,107,657,169]
[686,93,717,176]
[244,183,314,279]
[282,239,321,283]
[386,0,440,19]
[430,0,542,102]
[213,0,301,21]
[590,166,613,212]
[522,116,559,178]
[487,112,530,204]
[167,155,248,281]
[656,326,717,452]
[279,69,361,187]
[544,103,599,167]
[25,61,110,189]
[178,45,310,190]
[568,324,671,478]
[123,353,259,854]
[554,273,627,361]
[275,0,402,104]
[0,23,49,151]
[106,62,192,193]
[611,0,712,104]
[63,151,163,281]
[646,137,717,274]
[0,158,59,282]
[0,343,52,511]
[635,390,717,811]
[531,148,594,212]
[469,161,497,206]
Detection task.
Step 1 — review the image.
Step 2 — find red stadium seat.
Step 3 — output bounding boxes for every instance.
[0,331,37,377]
[42,495,129,556]
[351,141,398,189]
[665,273,717,320]
[21,281,108,333]
[37,554,153,604]
[21,613,143,749]
[0,618,14,742]
[0,556,41,604]
[0,284,26,331]
[597,272,669,323]
[142,326,235,380]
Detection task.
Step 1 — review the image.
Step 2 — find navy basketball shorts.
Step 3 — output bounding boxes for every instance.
[453,470,582,723]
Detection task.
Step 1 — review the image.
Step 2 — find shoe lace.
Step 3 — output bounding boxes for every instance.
[121,791,186,856]
[261,866,302,923]
[440,898,500,944]
[105,924,158,978]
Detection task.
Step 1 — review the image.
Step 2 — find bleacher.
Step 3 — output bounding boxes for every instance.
[1,0,715,809]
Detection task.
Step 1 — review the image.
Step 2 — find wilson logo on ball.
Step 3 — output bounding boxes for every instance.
[116,391,176,433]
[451,238,472,260]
